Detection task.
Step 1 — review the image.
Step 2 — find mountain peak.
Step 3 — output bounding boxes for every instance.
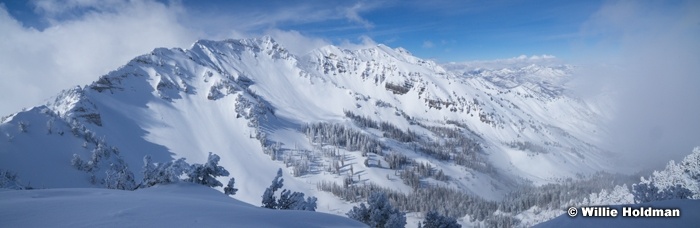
[188,36,290,61]
[1,35,613,226]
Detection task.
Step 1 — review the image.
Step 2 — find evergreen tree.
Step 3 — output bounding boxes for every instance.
[140,157,189,188]
[186,152,230,187]
[420,211,461,228]
[347,203,371,224]
[141,155,157,188]
[632,182,660,203]
[139,153,240,191]
[633,182,693,203]
[0,169,25,189]
[104,162,136,190]
[302,196,318,211]
[277,189,293,209]
[71,154,89,171]
[260,168,317,211]
[347,192,406,228]
[659,184,693,200]
[224,177,238,195]
[262,168,284,209]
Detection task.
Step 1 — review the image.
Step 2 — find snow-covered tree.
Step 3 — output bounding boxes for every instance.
[139,153,241,192]
[633,181,693,203]
[104,162,136,190]
[644,147,700,196]
[659,184,693,200]
[262,168,284,209]
[632,183,659,203]
[71,154,89,171]
[629,147,700,203]
[71,139,132,185]
[583,184,634,206]
[0,169,26,190]
[303,196,318,211]
[347,192,406,228]
[261,168,317,211]
[277,189,317,211]
[419,211,461,228]
[140,157,189,188]
[277,189,294,209]
[18,121,28,133]
[141,155,157,187]
[224,177,238,195]
[186,152,230,187]
[347,202,371,224]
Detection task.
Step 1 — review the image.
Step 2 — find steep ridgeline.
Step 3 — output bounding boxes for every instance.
[0,36,612,219]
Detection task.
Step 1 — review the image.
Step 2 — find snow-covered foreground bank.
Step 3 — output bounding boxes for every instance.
[0,183,365,228]
[535,199,700,228]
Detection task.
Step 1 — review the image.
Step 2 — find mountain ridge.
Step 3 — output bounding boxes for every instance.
[0,36,614,219]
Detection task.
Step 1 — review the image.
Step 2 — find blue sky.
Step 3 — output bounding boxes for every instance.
[1,0,699,166]
[2,0,607,61]
[0,0,698,119]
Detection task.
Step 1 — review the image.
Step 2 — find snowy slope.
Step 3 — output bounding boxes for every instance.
[517,147,700,227]
[0,36,614,222]
[534,199,700,228]
[0,183,365,228]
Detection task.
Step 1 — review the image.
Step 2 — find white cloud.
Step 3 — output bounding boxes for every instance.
[31,0,128,16]
[0,0,197,116]
[447,54,561,70]
[570,0,700,170]
[528,54,555,60]
[181,1,380,37]
[344,2,374,29]
[338,35,378,50]
[264,29,331,56]
[0,0,390,116]
[422,40,434,48]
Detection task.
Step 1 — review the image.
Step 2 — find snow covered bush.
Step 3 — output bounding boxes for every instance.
[224,178,238,195]
[347,192,406,228]
[71,140,133,185]
[581,147,699,206]
[659,184,694,200]
[582,184,634,206]
[261,168,317,211]
[140,156,190,188]
[186,152,230,187]
[629,147,700,203]
[0,169,27,189]
[277,189,317,211]
[291,159,310,177]
[418,211,461,228]
[645,147,700,196]
[71,154,90,171]
[631,182,660,203]
[302,122,383,154]
[104,162,136,190]
[140,153,239,196]
[632,182,693,203]
[261,168,284,209]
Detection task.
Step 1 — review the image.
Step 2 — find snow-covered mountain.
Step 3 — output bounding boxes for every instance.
[1,36,615,226]
[0,183,364,228]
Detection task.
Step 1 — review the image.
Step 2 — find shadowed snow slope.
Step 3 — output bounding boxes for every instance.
[534,199,700,228]
[0,183,365,228]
